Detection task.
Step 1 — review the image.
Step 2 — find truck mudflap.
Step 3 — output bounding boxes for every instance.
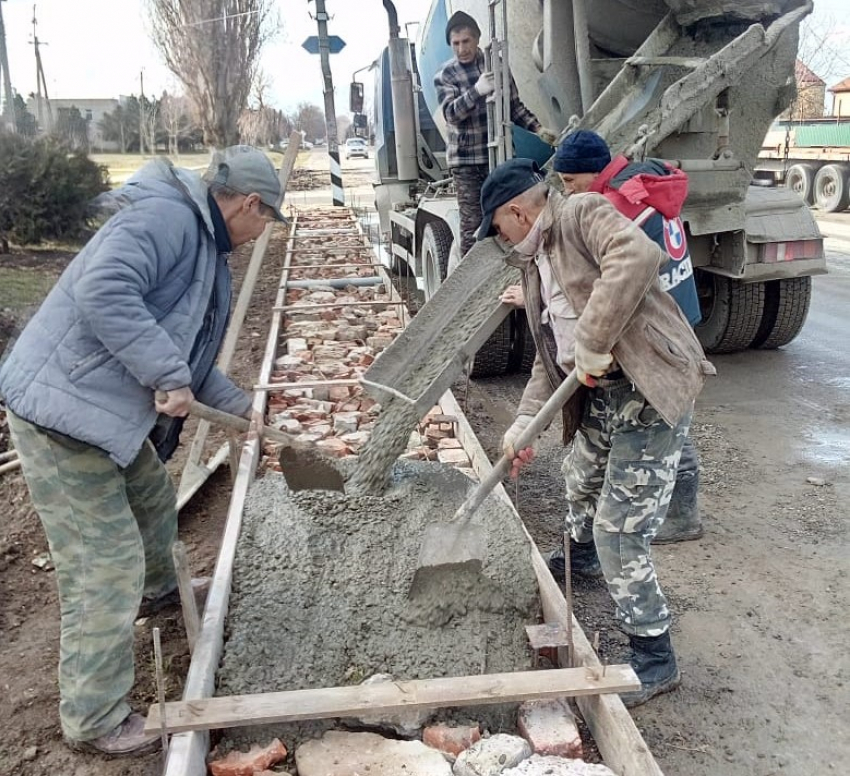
[692,186,824,354]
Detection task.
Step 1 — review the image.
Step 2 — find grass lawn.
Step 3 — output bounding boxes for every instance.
[90,149,305,187]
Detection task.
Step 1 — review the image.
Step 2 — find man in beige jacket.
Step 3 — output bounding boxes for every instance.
[477,158,715,707]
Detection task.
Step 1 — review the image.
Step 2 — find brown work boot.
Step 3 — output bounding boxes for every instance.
[66,712,161,757]
[138,576,211,618]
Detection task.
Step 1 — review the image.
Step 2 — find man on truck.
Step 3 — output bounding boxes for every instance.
[434,10,557,258]
[482,157,715,706]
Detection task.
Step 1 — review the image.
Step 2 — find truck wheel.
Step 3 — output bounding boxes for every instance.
[508,310,537,374]
[694,270,765,354]
[750,276,812,349]
[785,163,816,206]
[813,164,850,213]
[471,315,514,377]
[421,222,452,301]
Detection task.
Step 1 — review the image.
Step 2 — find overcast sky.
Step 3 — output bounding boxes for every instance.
[2,0,849,114]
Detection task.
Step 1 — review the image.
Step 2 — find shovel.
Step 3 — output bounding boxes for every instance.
[157,393,346,492]
[411,369,583,592]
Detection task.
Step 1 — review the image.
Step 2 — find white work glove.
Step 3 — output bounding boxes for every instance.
[574,340,614,386]
[503,414,536,480]
[536,127,559,146]
[474,71,495,97]
[502,414,535,459]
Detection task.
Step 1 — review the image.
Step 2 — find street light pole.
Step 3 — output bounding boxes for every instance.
[311,0,343,206]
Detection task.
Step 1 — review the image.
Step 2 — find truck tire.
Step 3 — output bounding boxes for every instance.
[785,163,816,206]
[508,310,537,374]
[470,315,514,377]
[421,222,452,301]
[750,276,812,349]
[694,270,765,354]
[813,164,850,213]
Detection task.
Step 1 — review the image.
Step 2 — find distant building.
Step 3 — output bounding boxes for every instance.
[26,96,121,151]
[828,76,850,118]
[778,60,826,121]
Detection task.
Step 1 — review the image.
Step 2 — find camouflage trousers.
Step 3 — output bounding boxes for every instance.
[561,378,692,637]
[6,411,178,741]
[452,163,490,257]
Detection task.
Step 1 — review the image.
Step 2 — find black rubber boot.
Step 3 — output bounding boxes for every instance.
[619,631,681,708]
[654,438,703,544]
[546,540,603,581]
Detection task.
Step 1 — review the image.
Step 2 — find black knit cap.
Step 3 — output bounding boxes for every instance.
[477,158,544,240]
[553,130,612,174]
[445,10,481,44]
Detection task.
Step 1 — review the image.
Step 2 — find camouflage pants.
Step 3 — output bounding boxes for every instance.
[452,164,490,258]
[561,378,692,637]
[7,411,178,741]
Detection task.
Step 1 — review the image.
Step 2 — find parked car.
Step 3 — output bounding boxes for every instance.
[344,137,369,159]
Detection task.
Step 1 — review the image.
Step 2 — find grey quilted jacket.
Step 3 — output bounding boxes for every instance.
[0,159,251,467]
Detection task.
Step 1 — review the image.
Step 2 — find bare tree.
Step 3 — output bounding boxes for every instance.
[160,91,196,155]
[785,14,850,120]
[238,69,275,146]
[147,0,278,148]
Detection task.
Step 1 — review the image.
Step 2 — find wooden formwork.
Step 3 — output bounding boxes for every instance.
[160,207,663,776]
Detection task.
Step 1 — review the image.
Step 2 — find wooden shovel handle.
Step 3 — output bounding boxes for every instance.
[154,391,296,448]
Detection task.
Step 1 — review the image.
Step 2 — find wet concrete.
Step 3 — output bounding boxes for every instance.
[217,460,541,751]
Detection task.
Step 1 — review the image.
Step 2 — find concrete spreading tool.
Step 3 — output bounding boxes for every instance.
[410,369,583,597]
[156,394,345,492]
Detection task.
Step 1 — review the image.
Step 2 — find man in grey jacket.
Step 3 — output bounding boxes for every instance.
[0,145,284,756]
[478,158,715,707]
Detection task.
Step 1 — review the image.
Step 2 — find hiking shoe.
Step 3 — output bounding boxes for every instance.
[66,712,160,758]
[138,577,211,618]
[546,540,603,581]
[620,631,682,708]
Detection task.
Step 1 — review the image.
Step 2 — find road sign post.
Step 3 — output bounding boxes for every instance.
[304,2,346,207]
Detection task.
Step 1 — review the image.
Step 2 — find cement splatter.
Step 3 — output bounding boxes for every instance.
[217,460,541,750]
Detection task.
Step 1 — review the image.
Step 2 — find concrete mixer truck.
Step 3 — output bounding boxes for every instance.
[359,0,826,374]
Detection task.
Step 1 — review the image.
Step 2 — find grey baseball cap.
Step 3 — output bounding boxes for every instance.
[204,145,287,222]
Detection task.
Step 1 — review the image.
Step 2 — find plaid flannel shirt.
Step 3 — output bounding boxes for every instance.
[434,50,541,168]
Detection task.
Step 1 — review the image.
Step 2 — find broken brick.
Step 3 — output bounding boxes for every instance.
[517,698,583,759]
[423,724,481,757]
[209,738,287,776]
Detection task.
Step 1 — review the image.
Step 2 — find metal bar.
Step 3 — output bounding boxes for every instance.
[254,378,360,392]
[275,300,403,312]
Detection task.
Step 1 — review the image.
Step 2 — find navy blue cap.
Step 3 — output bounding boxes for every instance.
[477,158,544,240]
[552,130,611,174]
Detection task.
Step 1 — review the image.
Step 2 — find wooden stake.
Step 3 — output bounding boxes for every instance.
[152,627,169,771]
[564,531,574,668]
[171,541,200,654]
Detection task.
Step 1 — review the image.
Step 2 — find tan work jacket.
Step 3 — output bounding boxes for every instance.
[508,191,716,441]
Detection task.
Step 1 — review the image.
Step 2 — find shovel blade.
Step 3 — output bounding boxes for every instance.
[278,446,346,492]
[415,520,487,573]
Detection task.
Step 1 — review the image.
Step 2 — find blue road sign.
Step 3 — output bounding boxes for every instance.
[302,35,346,55]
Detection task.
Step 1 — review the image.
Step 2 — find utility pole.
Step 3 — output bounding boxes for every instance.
[0,0,17,131]
[310,0,343,206]
[30,4,51,133]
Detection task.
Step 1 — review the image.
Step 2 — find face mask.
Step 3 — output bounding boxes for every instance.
[513,210,545,256]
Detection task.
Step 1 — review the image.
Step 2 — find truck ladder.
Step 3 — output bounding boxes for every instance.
[485,0,513,169]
